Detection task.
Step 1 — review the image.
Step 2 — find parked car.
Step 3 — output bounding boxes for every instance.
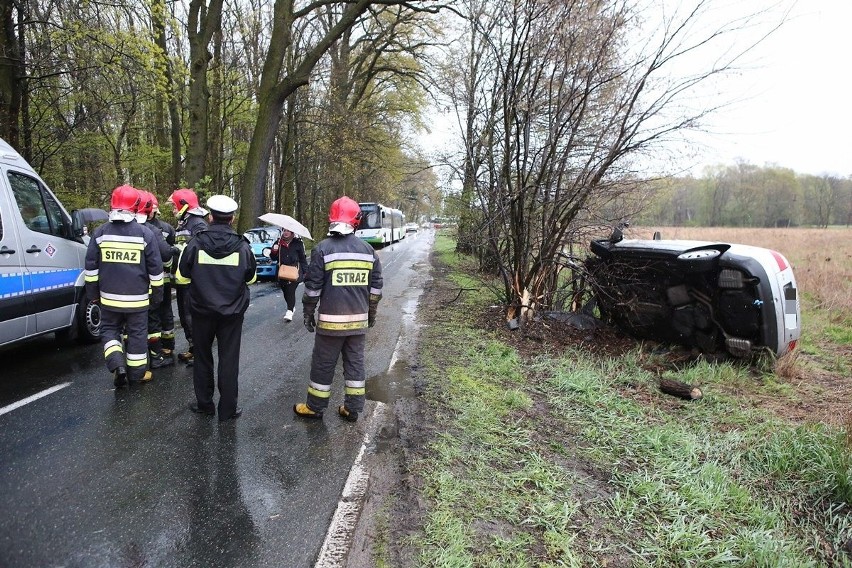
[244,226,281,280]
[404,222,419,234]
[585,235,800,358]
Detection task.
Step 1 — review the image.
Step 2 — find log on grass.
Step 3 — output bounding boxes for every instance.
[658,378,703,400]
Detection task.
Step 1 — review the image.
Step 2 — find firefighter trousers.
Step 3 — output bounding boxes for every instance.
[175,285,193,350]
[306,333,366,413]
[100,308,148,382]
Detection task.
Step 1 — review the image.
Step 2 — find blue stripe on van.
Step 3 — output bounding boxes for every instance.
[1,269,80,297]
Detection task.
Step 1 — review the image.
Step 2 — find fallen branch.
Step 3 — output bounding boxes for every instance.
[658,378,703,400]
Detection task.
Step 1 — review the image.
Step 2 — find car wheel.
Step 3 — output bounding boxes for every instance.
[676,248,721,272]
[78,292,101,343]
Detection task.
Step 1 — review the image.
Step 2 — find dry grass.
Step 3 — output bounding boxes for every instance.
[627,226,852,320]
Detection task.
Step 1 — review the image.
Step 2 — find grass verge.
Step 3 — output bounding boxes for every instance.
[405,234,852,567]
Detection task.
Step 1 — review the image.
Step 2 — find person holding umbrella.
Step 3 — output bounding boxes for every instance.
[269,228,308,321]
[258,212,313,323]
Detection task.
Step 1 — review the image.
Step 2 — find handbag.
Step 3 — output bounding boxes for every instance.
[277,264,299,282]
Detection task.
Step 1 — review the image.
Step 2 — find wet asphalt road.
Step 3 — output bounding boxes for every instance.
[0,230,434,568]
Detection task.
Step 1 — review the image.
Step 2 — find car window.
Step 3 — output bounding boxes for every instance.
[8,171,68,238]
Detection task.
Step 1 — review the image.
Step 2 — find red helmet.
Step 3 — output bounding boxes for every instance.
[170,188,199,212]
[139,191,155,216]
[111,184,140,212]
[328,196,362,227]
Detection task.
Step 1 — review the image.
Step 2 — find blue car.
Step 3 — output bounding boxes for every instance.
[244,226,281,280]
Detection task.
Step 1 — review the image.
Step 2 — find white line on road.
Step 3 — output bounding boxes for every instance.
[315,401,389,567]
[0,382,72,417]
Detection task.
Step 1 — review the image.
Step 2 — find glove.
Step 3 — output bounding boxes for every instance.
[368,301,378,328]
[304,313,316,333]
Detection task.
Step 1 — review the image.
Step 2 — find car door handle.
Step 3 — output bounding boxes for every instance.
[26,245,42,253]
[0,245,15,255]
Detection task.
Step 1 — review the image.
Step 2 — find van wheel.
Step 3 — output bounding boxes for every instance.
[78,294,101,343]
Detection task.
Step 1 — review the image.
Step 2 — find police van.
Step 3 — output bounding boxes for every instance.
[0,137,101,348]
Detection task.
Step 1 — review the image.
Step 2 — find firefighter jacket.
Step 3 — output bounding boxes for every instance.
[84,220,165,312]
[177,223,257,317]
[302,233,383,336]
[154,218,177,282]
[172,213,208,285]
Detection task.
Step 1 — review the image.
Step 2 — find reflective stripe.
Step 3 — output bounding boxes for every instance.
[318,313,369,323]
[345,386,366,396]
[102,298,149,309]
[322,252,375,263]
[104,340,123,358]
[325,260,373,271]
[345,380,366,389]
[308,387,332,399]
[198,250,240,266]
[101,291,149,303]
[150,272,164,286]
[317,321,368,331]
[126,352,148,367]
[84,274,99,283]
[96,234,146,245]
[370,290,382,298]
[305,288,321,297]
[309,381,331,393]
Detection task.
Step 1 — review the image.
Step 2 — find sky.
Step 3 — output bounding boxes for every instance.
[420,1,852,179]
[685,0,852,177]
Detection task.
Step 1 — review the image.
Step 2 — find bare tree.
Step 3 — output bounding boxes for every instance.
[442,0,785,321]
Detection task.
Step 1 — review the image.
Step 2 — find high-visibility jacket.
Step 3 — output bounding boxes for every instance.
[172,213,208,285]
[176,223,257,317]
[84,220,164,312]
[302,233,382,336]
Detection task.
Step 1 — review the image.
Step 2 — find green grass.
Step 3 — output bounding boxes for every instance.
[407,235,852,567]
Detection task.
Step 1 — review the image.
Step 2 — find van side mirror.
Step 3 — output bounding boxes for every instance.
[71,208,109,238]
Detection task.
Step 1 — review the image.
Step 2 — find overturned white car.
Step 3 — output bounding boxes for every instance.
[585,236,801,358]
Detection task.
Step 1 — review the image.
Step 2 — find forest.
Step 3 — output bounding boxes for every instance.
[0,0,444,234]
[636,163,852,229]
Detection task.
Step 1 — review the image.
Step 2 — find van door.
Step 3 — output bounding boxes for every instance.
[5,168,86,335]
[0,178,30,345]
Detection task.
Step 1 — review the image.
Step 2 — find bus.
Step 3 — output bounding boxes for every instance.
[356,202,405,246]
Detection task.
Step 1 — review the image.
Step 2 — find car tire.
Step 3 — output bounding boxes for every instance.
[77,292,101,343]
[676,248,721,272]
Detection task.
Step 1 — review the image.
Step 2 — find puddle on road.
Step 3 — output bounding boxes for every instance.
[366,258,428,405]
[366,358,416,403]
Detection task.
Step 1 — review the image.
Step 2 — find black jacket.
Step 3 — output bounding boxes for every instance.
[177,223,257,317]
[270,237,308,282]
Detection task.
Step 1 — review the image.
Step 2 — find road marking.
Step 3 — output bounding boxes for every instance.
[315,401,388,567]
[0,382,71,417]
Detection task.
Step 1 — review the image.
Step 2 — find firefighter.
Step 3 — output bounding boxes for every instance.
[294,196,383,422]
[169,188,208,366]
[84,185,164,386]
[177,195,256,422]
[150,193,178,357]
[138,190,177,368]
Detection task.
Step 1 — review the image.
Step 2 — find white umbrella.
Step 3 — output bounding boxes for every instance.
[258,213,313,240]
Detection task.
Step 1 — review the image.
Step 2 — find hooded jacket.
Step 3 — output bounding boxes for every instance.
[177,223,257,317]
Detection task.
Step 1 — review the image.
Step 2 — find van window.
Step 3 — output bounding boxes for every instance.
[8,171,68,238]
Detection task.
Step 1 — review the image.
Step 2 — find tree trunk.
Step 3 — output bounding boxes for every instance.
[0,0,22,146]
[185,0,224,189]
